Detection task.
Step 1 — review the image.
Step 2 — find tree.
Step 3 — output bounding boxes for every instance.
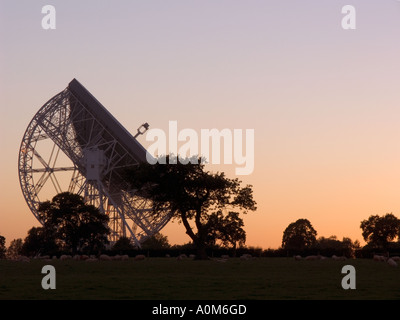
[316,235,360,258]
[316,235,341,250]
[0,236,6,259]
[112,236,135,251]
[207,211,246,256]
[170,241,196,251]
[6,238,23,259]
[282,218,317,251]
[38,192,110,254]
[124,155,256,259]
[141,232,171,250]
[360,213,400,249]
[21,227,58,257]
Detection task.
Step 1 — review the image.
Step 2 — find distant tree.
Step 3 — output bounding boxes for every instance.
[141,232,171,250]
[343,237,360,250]
[282,218,317,251]
[246,245,263,257]
[21,227,58,257]
[0,236,6,259]
[316,235,360,257]
[207,210,246,255]
[170,241,196,251]
[352,239,361,250]
[124,155,256,259]
[38,192,110,254]
[6,238,23,259]
[360,213,400,249]
[316,235,341,250]
[112,236,135,251]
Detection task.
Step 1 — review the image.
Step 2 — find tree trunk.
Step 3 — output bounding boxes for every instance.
[180,211,209,260]
[232,243,237,257]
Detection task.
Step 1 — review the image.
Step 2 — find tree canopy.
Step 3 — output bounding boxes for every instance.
[112,236,136,252]
[282,218,317,251]
[6,238,23,259]
[360,213,400,249]
[37,192,110,254]
[141,232,171,250]
[207,210,246,254]
[0,236,6,259]
[21,226,58,257]
[124,155,256,259]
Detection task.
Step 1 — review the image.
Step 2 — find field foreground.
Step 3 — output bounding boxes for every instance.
[0,257,399,300]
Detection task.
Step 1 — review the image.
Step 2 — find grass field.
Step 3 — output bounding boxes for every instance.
[0,257,399,300]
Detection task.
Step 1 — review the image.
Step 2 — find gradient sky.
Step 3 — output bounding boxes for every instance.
[1,0,400,248]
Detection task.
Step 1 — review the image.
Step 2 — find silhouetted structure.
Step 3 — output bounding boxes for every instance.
[18,79,172,247]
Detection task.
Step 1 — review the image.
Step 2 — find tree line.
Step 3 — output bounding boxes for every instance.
[1,156,400,259]
[2,213,400,259]
[2,212,400,259]
[280,214,400,257]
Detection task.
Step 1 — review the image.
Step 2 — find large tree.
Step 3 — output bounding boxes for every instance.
[125,156,256,259]
[38,192,110,254]
[360,213,400,249]
[282,218,317,251]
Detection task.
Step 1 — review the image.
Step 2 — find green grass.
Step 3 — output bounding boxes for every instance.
[0,257,399,300]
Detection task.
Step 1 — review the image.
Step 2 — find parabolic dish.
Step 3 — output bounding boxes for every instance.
[18,79,171,246]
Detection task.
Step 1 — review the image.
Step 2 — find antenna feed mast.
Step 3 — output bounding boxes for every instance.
[134,122,149,138]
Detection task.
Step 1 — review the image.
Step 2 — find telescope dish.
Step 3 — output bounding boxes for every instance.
[18,79,171,247]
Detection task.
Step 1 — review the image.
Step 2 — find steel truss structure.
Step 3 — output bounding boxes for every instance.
[18,79,172,247]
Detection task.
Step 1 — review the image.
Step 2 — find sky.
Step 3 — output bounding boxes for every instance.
[1,0,400,249]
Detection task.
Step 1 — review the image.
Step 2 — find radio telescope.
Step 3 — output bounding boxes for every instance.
[18,79,172,247]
